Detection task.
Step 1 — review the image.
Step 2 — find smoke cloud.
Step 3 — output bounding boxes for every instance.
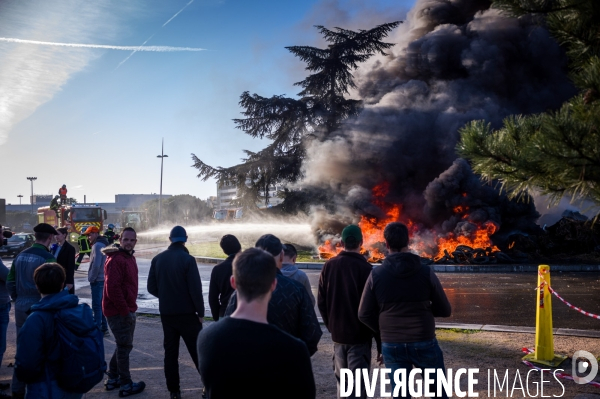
[303,0,576,246]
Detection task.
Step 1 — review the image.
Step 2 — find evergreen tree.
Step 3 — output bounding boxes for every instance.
[192,22,400,209]
[458,0,600,209]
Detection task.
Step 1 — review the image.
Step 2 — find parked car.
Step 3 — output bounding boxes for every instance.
[0,233,35,257]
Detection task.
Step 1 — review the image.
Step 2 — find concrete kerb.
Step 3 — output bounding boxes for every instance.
[193,256,600,272]
[135,307,600,339]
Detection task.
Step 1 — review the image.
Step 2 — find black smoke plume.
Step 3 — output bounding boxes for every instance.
[302,0,576,250]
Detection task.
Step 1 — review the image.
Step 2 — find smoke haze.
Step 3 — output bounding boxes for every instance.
[303,0,576,245]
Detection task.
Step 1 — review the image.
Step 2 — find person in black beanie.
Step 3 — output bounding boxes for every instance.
[147,226,204,399]
[208,234,241,321]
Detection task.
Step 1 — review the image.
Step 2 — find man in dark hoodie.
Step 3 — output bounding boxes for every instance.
[358,222,451,398]
[84,226,109,334]
[208,234,241,320]
[147,226,204,399]
[318,224,378,399]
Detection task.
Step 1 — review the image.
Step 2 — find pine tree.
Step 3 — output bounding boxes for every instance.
[192,22,400,209]
[457,0,600,209]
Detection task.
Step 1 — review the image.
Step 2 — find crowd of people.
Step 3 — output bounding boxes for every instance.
[0,220,452,399]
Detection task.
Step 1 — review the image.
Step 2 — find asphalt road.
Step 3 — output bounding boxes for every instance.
[3,253,599,330]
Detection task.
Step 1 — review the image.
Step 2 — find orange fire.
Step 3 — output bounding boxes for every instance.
[433,220,500,261]
[318,182,501,263]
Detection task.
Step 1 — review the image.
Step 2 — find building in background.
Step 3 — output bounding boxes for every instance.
[216,182,285,211]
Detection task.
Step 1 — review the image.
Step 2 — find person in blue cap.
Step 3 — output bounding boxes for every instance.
[147,226,204,399]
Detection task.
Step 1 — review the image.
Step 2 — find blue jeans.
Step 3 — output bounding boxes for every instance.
[0,301,10,365]
[90,281,108,331]
[381,339,448,399]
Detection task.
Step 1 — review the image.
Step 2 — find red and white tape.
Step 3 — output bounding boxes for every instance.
[521,347,600,389]
[537,272,600,320]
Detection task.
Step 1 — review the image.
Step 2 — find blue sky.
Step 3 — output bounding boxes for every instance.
[0,0,412,205]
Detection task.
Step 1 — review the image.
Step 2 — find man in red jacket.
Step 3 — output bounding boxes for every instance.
[102,227,146,397]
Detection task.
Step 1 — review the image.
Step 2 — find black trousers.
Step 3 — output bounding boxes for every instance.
[75,251,90,266]
[160,313,202,393]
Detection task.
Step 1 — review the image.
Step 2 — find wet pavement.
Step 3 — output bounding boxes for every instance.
[3,253,599,330]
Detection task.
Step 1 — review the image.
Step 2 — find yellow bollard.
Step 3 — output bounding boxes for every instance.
[523,265,567,367]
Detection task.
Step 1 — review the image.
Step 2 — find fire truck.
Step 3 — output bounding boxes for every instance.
[37,204,107,244]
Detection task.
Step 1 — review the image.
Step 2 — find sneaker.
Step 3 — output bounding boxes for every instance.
[119,381,146,397]
[104,374,120,391]
[170,391,182,399]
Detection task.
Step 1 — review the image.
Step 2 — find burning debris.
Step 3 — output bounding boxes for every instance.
[307,0,586,263]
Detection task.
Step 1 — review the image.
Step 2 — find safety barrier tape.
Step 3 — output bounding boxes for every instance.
[537,271,600,320]
[521,348,600,389]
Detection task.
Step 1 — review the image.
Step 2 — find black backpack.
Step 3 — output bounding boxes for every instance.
[52,303,107,393]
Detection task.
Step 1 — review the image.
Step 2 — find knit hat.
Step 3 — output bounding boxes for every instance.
[341,225,362,244]
[169,226,187,243]
[34,223,59,235]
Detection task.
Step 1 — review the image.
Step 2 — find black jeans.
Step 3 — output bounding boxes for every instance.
[107,312,137,385]
[160,313,202,393]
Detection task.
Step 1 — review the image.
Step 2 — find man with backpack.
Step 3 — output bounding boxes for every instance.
[7,223,58,398]
[14,262,105,399]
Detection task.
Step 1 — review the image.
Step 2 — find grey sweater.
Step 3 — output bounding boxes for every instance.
[281,263,315,306]
[88,236,109,283]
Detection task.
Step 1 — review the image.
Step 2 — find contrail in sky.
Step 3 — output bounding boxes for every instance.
[117,0,195,69]
[0,37,205,52]
[163,0,194,27]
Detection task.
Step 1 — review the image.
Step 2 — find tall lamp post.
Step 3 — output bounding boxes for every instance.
[26,177,37,214]
[17,195,23,205]
[156,139,168,225]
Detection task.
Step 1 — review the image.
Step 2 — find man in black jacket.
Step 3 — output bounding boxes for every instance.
[318,225,378,399]
[358,222,451,398]
[52,227,76,294]
[208,234,241,320]
[225,234,322,356]
[147,226,204,399]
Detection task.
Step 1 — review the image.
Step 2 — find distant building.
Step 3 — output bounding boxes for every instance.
[206,196,218,209]
[31,195,53,206]
[216,181,284,210]
[114,194,171,211]
[216,184,238,210]
[0,199,5,226]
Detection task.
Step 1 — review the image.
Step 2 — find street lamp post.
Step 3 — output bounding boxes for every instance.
[17,195,23,205]
[156,139,168,225]
[26,177,37,214]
